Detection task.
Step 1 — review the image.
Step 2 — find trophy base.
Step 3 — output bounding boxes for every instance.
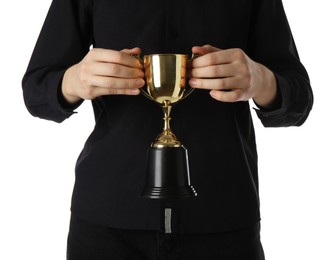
[142,186,197,199]
[142,146,197,199]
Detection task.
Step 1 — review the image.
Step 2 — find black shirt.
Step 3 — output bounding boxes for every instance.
[22,0,313,233]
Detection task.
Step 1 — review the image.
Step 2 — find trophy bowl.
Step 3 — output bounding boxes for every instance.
[140,54,197,199]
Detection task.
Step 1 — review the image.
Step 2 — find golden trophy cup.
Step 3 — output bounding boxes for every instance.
[140,54,197,199]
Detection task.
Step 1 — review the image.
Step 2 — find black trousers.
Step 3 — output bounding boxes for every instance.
[67,214,265,260]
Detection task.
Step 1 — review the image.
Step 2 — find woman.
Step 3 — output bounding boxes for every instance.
[22,0,313,259]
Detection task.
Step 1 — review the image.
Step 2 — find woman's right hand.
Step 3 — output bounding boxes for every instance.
[61,47,145,104]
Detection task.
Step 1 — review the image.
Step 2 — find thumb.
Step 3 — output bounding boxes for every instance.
[121,47,142,55]
[192,44,222,55]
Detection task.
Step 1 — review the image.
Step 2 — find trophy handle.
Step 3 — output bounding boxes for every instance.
[140,88,155,101]
[182,53,200,100]
[182,86,194,100]
[131,54,156,101]
[190,53,200,60]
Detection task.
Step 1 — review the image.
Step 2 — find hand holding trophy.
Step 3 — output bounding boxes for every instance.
[137,53,198,199]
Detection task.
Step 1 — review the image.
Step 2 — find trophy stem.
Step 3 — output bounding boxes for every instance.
[162,100,172,133]
[152,100,181,148]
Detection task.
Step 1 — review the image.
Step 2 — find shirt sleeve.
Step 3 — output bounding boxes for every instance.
[248,0,314,127]
[22,0,93,123]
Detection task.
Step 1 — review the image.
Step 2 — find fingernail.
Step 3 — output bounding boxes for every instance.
[210,90,217,98]
[138,70,145,77]
[130,89,140,95]
[136,79,144,86]
[189,79,197,87]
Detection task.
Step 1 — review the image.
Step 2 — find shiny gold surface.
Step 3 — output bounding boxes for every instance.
[144,54,187,104]
[142,54,193,148]
[153,100,181,148]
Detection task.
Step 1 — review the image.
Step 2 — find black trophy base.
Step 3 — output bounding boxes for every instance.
[142,186,197,199]
[142,146,197,199]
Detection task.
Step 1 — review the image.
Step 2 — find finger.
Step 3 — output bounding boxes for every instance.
[121,47,142,55]
[189,77,237,90]
[90,62,144,79]
[90,86,141,97]
[189,45,221,69]
[209,89,244,103]
[89,75,145,90]
[190,63,237,78]
[191,50,236,69]
[192,45,221,55]
[90,48,143,69]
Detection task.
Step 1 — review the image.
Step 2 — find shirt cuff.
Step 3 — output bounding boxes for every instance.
[57,80,83,113]
[254,73,290,127]
[48,69,83,120]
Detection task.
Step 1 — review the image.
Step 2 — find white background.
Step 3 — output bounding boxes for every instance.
[0,1,332,259]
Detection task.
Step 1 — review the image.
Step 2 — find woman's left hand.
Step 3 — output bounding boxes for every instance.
[189,45,278,108]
